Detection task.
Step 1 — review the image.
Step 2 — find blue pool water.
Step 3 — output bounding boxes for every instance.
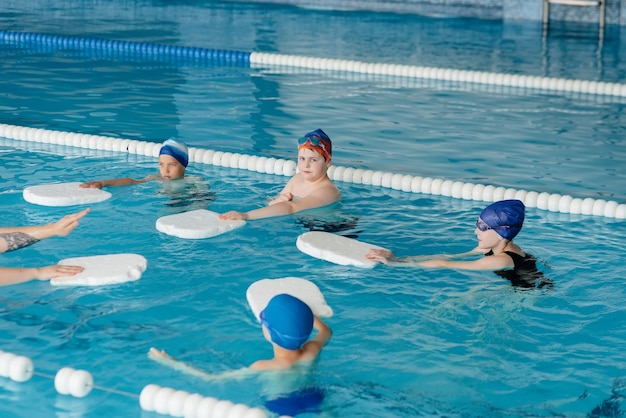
[1,1,626,417]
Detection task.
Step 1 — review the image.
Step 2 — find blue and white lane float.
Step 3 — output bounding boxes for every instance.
[0,123,624,219]
[1,30,626,97]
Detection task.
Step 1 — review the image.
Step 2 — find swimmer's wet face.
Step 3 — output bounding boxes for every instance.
[158,154,185,180]
[297,148,329,181]
[158,138,188,180]
[475,219,503,250]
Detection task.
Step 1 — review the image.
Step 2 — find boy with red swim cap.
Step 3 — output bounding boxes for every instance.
[219,129,341,221]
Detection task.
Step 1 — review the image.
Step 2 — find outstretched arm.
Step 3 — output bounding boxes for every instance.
[417,251,513,271]
[148,348,254,382]
[219,186,340,221]
[80,177,144,189]
[0,264,84,286]
[0,208,90,254]
[369,246,513,271]
[366,247,484,267]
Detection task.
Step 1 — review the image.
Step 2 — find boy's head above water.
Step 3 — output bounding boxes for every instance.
[298,129,332,162]
[260,294,314,350]
[159,138,188,179]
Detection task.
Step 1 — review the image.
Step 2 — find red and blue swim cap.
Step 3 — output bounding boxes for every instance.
[298,129,332,162]
[159,138,189,168]
[260,294,314,350]
[479,199,525,240]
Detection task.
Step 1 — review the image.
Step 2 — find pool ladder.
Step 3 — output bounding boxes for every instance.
[542,0,606,30]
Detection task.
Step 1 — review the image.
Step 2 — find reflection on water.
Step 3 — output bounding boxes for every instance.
[294,202,362,239]
[156,175,215,213]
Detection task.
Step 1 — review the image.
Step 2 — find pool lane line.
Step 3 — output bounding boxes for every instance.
[1,123,624,219]
[1,29,625,98]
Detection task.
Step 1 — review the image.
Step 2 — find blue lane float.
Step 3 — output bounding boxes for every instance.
[0,29,251,66]
[1,124,624,219]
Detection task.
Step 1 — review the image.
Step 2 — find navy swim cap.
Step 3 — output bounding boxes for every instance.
[159,138,189,168]
[479,199,525,240]
[260,294,314,350]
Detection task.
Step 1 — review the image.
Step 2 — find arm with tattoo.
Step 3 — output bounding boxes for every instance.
[0,232,40,253]
[0,208,90,254]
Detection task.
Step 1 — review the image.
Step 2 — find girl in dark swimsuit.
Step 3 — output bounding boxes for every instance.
[367,199,552,289]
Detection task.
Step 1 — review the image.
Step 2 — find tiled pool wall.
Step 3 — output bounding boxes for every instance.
[230,0,625,26]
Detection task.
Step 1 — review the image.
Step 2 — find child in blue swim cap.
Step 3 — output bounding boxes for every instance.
[80,138,189,188]
[250,293,332,370]
[367,200,551,288]
[149,293,332,378]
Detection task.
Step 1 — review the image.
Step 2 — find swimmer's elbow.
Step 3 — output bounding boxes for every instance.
[324,328,333,344]
[282,201,300,214]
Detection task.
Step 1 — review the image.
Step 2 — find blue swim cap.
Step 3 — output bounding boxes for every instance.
[159,138,189,168]
[479,199,525,240]
[260,294,314,350]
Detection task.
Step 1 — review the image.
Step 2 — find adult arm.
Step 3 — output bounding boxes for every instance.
[0,208,90,253]
[0,264,84,286]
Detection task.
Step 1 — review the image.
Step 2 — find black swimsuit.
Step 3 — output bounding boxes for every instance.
[485,250,552,289]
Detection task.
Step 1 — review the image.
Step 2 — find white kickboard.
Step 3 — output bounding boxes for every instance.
[23,182,112,206]
[296,231,388,268]
[50,253,147,286]
[156,209,245,239]
[246,277,333,321]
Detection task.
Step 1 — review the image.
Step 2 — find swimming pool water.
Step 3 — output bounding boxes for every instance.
[2,145,625,417]
[1,1,626,417]
[2,47,625,201]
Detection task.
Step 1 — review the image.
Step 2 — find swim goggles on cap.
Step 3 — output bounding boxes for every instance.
[475,219,510,232]
[298,135,324,146]
[298,135,330,158]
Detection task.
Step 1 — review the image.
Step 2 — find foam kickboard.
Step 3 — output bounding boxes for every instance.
[246,277,333,321]
[23,182,112,206]
[156,209,245,239]
[50,253,147,286]
[296,231,388,268]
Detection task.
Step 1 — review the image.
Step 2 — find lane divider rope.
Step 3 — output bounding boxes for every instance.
[1,29,625,97]
[1,123,623,219]
[0,349,268,418]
